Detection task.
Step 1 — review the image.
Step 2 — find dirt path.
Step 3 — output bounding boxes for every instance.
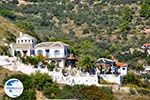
[17,0,35,6]
[114,94,150,100]
[36,90,47,100]
[17,0,27,6]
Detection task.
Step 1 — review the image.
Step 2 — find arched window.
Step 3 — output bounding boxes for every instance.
[45,49,49,57]
[54,50,60,56]
[64,49,67,55]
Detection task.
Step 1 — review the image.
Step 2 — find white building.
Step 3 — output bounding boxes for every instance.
[116,62,128,76]
[10,32,37,57]
[96,58,128,84]
[141,43,150,55]
[10,32,69,67]
[141,65,150,74]
[34,42,69,67]
[96,58,128,76]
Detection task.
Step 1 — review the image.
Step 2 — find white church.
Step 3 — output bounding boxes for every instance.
[10,32,69,67]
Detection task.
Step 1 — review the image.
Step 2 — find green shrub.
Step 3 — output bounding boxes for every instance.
[137,89,150,96]
[16,22,35,31]
[5,32,16,42]
[140,0,150,18]
[123,72,150,88]
[21,57,30,65]
[47,62,56,71]
[101,87,113,94]
[3,74,36,100]
[83,28,89,34]
[0,9,16,20]
[135,63,144,71]
[42,83,60,99]
[0,46,11,56]
[81,85,115,100]
[123,72,141,86]
[31,72,53,91]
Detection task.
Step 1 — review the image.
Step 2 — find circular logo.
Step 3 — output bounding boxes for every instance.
[4,78,24,98]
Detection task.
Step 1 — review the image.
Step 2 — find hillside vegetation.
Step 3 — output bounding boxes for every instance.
[0,16,21,46]
[0,67,22,99]
[0,0,150,68]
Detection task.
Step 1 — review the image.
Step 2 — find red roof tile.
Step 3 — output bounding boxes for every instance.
[116,62,127,67]
[144,43,150,47]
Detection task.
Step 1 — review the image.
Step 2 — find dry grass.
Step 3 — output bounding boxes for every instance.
[114,94,150,100]
[0,16,21,45]
[36,90,47,100]
[0,16,20,36]
[0,67,23,86]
